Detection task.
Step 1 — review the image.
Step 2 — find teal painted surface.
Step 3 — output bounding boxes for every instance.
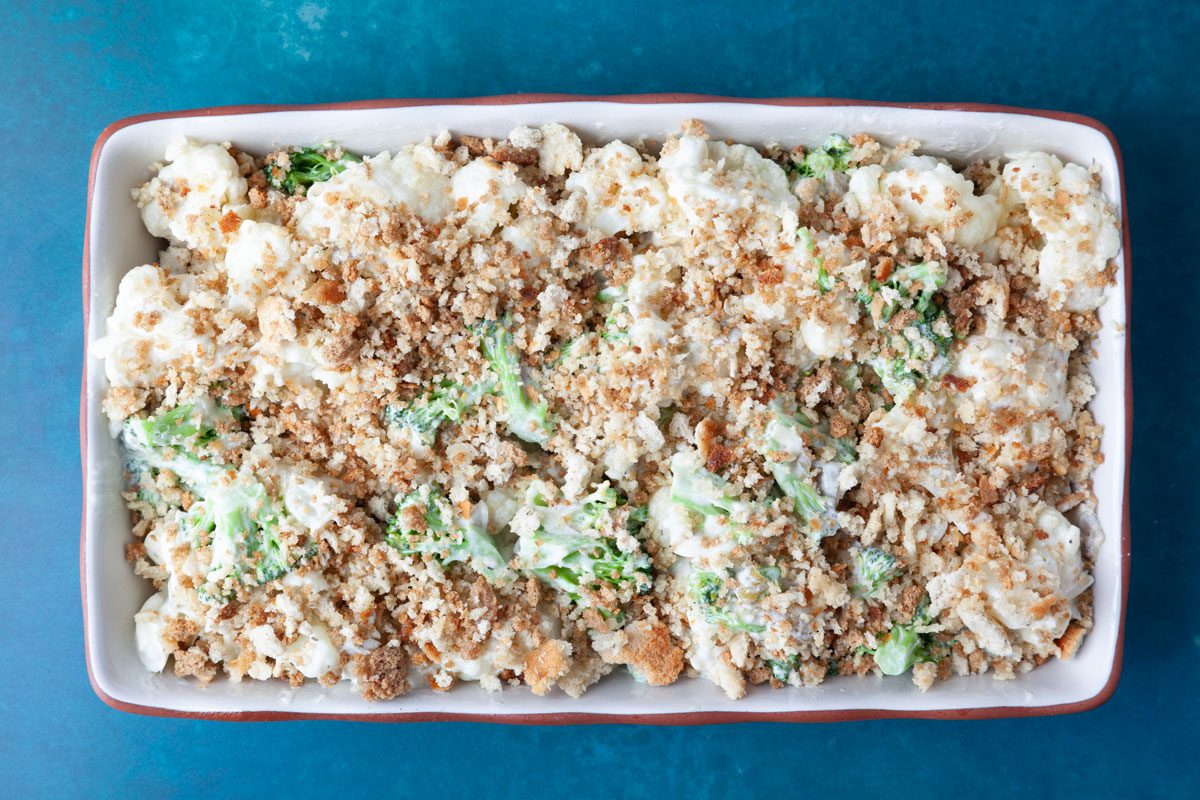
[0,0,1196,796]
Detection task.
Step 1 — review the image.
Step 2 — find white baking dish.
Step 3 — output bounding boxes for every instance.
[81,96,1131,722]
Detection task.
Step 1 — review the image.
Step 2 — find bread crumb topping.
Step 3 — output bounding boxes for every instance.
[99,122,1116,699]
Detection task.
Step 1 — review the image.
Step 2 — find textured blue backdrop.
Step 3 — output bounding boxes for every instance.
[1,0,1196,797]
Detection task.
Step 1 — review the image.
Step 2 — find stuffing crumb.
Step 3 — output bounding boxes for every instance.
[355,644,411,701]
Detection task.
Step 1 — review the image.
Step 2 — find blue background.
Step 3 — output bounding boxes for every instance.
[1,0,1196,796]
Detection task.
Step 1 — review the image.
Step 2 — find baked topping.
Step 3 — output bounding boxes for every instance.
[103,122,1116,699]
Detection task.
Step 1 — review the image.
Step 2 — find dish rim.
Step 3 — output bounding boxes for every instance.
[80,93,1132,724]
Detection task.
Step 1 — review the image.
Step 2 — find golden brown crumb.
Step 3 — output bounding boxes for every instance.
[615,620,685,687]
[523,640,572,696]
[172,646,218,684]
[491,143,539,166]
[356,644,411,701]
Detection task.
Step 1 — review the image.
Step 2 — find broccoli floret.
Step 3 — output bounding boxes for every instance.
[869,354,919,402]
[667,451,759,546]
[124,401,317,596]
[872,623,927,676]
[760,409,846,535]
[870,596,941,675]
[384,379,491,446]
[178,474,312,598]
[756,564,782,585]
[687,571,766,634]
[121,400,229,492]
[667,452,743,518]
[475,317,555,445]
[828,434,859,465]
[625,504,649,536]
[195,476,296,587]
[125,451,161,505]
[552,336,583,367]
[797,227,835,294]
[516,481,651,607]
[857,262,949,322]
[265,146,359,195]
[567,483,620,528]
[816,265,834,294]
[596,286,626,303]
[385,485,513,584]
[851,546,902,598]
[798,226,817,255]
[790,134,853,179]
[597,285,631,343]
[890,262,945,311]
[766,654,800,682]
[857,261,955,401]
[135,401,219,448]
[767,405,857,465]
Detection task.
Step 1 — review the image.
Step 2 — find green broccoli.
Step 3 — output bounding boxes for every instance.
[475,317,555,445]
[756,564,782,586]
[552,336,583,367]
[868,354,920,403]
[889,261,947,314]
[761,408,853,536]
[385,485,513,584]
[190,475,300,587]
[766,654,800,682]
[790,134,853,179]
[384,379,492,446]
[687,571,766,634]
[798,226,817,254]
[516,482,652,607]
[856,262,955,401]
[123,401,319,597]
[667,451,760,546]
[870,597,941,675]
[597,285,631,343]
[625,504,649,537]
[872,623,927,676]
[816,266,834,294]
[850,547,902,598]
[121,400,229,492]
[769,404,857,465]
[797,227,835,293]
[668,452,744,519]
[265,146,359,195]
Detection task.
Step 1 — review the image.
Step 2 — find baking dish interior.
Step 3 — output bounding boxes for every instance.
[84,100,1128,717]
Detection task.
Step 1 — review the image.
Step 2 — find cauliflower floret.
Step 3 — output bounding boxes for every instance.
[927,503,1092,658]
[953,331,1071,421]
[564,141,670,235]
[223,220,302,316]
[847,155,1000,248]
[507,123,584,177]
[92,265,219,393]
[295,146,453,244]
[998,152,1121,312]
[451,158,527,237]
[134,137,248,251]
[657,134,799,244]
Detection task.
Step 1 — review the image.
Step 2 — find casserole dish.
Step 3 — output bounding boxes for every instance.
[82,95,1131,722]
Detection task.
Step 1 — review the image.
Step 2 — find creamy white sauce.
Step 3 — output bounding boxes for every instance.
[565,141,670,235]
[847,156,1000,248]
[92,266,218,390]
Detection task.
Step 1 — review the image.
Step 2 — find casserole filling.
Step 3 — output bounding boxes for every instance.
[96,121,1117,699]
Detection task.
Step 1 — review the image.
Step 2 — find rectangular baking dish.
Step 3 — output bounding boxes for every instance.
[81,95,1131,722]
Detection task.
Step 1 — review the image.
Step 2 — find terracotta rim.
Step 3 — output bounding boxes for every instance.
[80,93,1132,724]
